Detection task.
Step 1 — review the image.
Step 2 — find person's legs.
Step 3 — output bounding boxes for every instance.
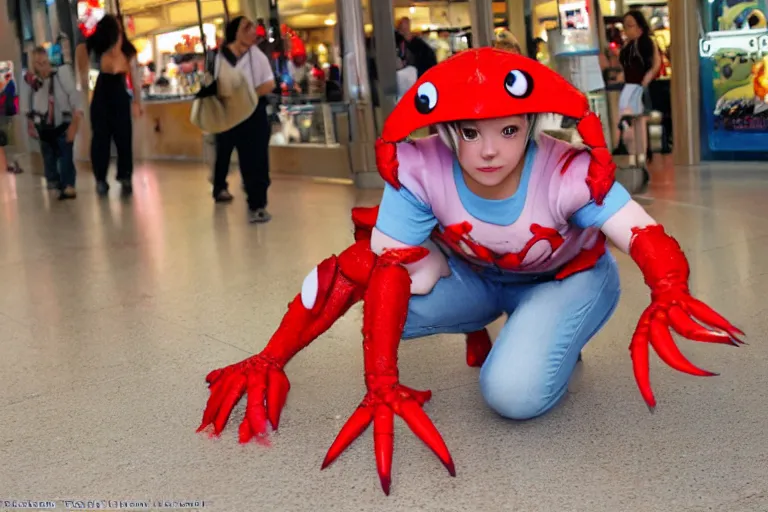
[252,102,272,210]
[618,84,645,165]
[112,94,134,193]
[233,111,262,209]
[212,128,236,202]
[56,132,77,198]
[479,252,621,420]
[0,119,9,172]
[620,112,636,156]
[637,117,649,163]
[402,255,503,340]
[90,94,112,193]
[39,136,61,188]
[235,106,272,222]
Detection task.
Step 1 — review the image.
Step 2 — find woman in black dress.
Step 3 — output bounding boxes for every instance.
[80,14,142,196]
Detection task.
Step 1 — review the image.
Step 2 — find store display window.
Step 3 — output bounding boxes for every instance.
[135,24,216,99]
[557,0,596,52]
[527,0,619,67]
[77,0,106,39]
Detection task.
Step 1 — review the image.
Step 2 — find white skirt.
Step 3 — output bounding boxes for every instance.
[619,83,645,115]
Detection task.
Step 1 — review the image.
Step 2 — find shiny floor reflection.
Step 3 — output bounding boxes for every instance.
[0,161,766,512]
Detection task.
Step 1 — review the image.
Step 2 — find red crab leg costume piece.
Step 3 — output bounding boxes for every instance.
[575,112,616,205]
[322,247,455,495]
[197,236,376,441]
[628,224,745,410]
[465,329,492,367]
[354,206,493,367]
[198,206,488,443]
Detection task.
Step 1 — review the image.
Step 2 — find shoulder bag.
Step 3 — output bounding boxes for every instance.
[189,1,258,134]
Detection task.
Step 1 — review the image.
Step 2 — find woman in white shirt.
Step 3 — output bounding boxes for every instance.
[213,16,276,224]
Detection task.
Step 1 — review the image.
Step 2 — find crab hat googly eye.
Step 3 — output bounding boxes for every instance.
[504,70,533,98]
[415,82,438,114]
[376,48,616,205]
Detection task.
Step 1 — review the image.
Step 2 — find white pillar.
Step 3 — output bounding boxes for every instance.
[337,0,379,188]
[338,0,370,103]
[468,0,494,48]
[244,0,274,21]
[54,0,78,51]
[49,3,61,38]
[369,0,398,121]
[505,0,527,55]
[32,1,52,44]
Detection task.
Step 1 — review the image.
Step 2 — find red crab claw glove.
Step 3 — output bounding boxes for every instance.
[198,352,290,445]
[628,225,746,410]
[198,240,376,443]
[321,247,456,496]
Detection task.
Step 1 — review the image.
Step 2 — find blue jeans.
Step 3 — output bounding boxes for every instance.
[403,252,621,420]
[40,131,76,188]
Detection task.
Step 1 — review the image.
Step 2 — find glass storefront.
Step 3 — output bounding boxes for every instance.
[137,23,220,98]
[391,3,474,60]
[16,0,756,173]
[118,0,230,100]
[698,0,768,157]
[514,0,673,153]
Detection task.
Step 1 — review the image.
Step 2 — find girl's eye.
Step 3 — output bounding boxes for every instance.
[502,125,519,137]
[460,128,479,141]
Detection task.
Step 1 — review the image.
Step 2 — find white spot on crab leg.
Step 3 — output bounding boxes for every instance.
[301,266,319,310]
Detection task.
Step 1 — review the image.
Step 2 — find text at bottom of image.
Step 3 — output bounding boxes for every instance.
[0,499,207,510]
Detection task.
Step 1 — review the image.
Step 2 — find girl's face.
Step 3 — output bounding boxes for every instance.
[456,115,529,190]
[623,15,642,41]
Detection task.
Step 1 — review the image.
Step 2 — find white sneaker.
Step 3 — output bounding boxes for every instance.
[248,208,272,223]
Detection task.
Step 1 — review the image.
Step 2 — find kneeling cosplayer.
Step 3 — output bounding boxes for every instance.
[197,49,744,495]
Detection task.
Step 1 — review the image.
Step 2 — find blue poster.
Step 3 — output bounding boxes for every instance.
[710,0,768,31]
[700,31,768,152]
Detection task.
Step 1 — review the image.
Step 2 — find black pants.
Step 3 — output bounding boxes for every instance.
[90,72,133,183]
[213,99,271,210]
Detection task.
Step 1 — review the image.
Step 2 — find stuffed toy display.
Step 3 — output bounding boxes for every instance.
[0,62,19,154]
[197,48,745,496]
[0,62,19,117]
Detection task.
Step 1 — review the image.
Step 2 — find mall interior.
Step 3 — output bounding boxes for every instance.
[1,0,768,510]
[3,0,768,177]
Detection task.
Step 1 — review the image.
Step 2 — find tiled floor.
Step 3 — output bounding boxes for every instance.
[1,157,766,512]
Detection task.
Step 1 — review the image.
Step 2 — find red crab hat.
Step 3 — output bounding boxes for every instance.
[375,47,615,204]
